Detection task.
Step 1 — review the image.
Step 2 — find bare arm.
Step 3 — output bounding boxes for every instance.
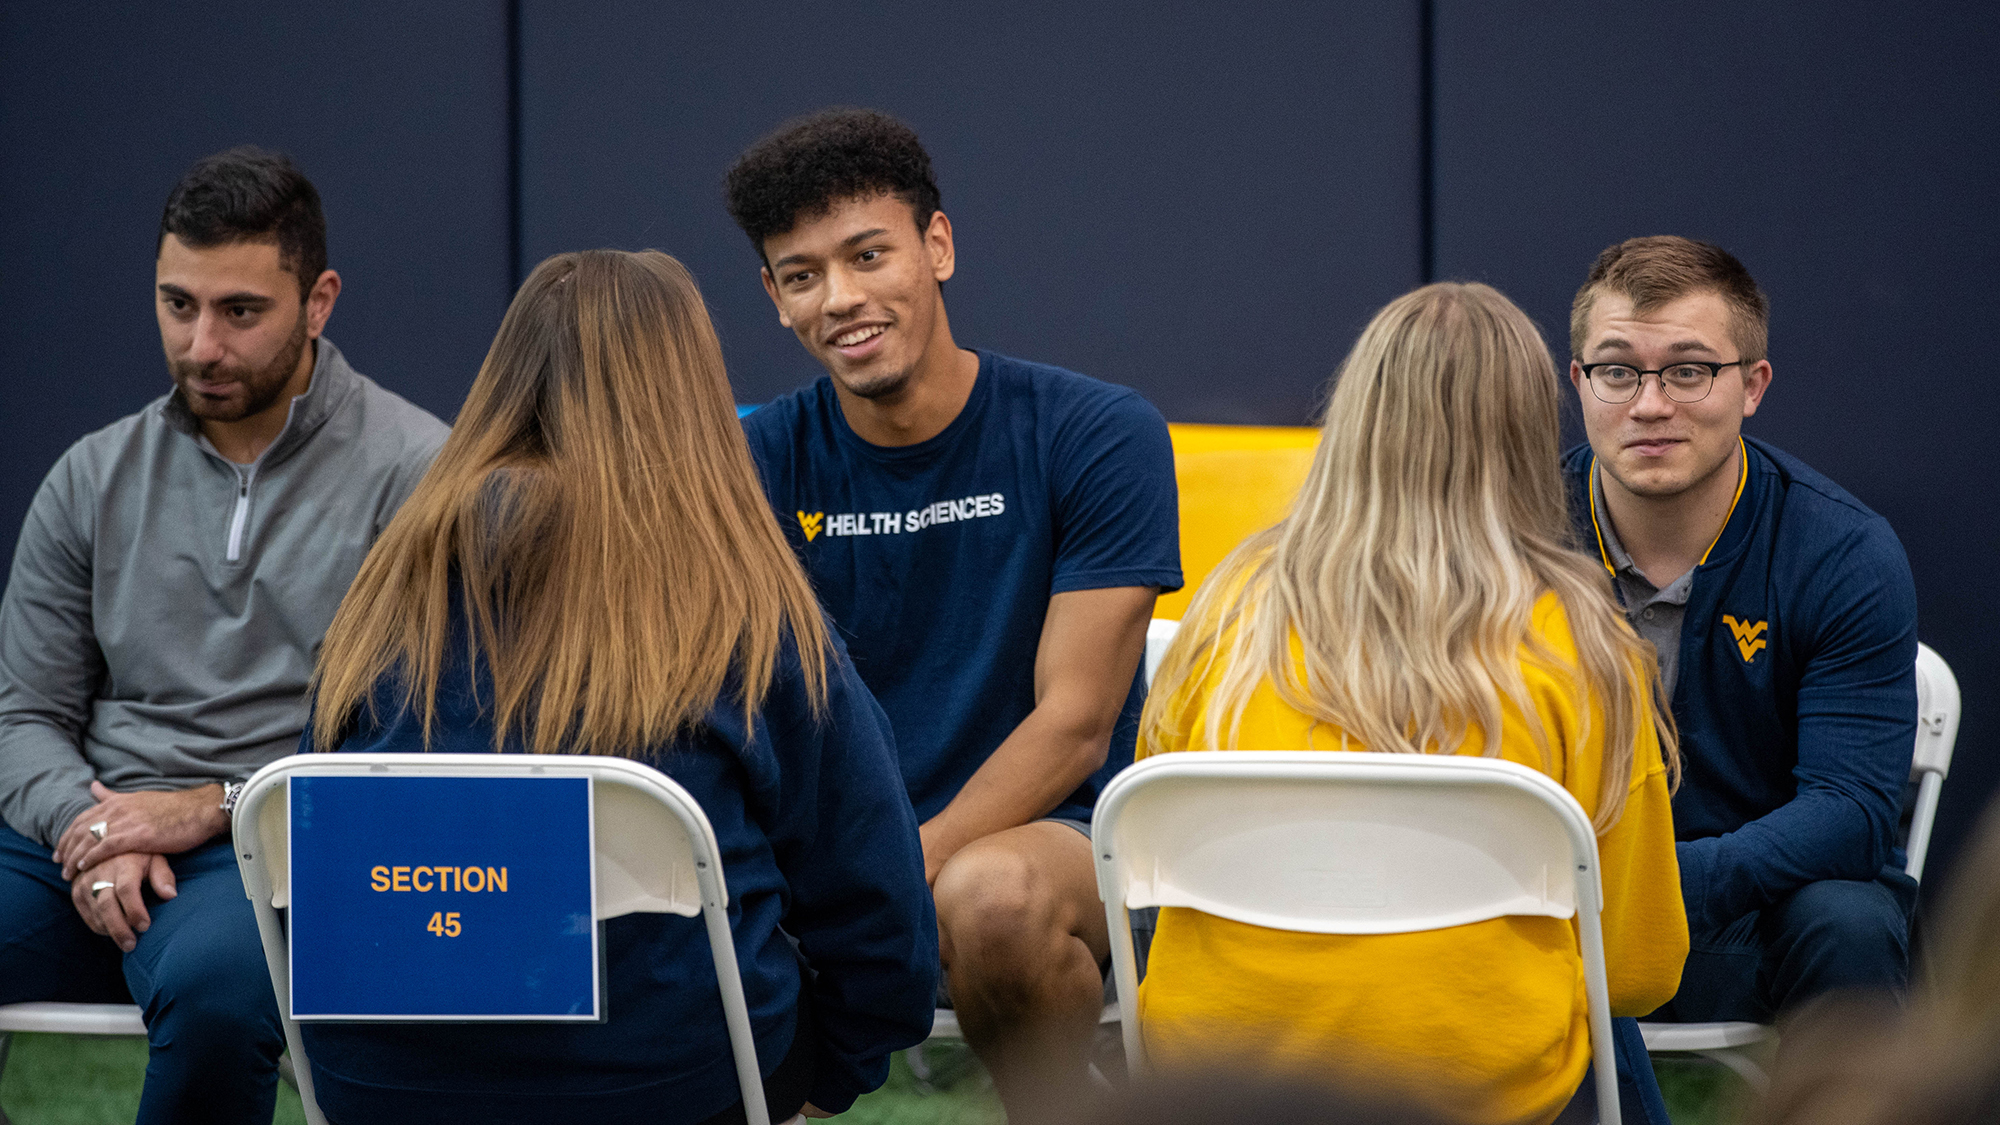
[919,585,1155,882]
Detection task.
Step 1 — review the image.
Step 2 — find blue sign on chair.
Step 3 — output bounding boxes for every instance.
[287,774,600,1021]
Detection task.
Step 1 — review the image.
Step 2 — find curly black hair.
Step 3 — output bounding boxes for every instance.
[724,108,940,262]
[159,145,327,301]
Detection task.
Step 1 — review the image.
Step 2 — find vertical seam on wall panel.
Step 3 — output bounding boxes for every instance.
[1419,0,1436,284]
[507,0,523,288]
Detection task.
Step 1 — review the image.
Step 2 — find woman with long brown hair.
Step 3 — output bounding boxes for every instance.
[297,250,937,1124]
[1136,282,1688,1125]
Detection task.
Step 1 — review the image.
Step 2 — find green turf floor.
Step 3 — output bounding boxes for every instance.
[0,1032,1746,1124]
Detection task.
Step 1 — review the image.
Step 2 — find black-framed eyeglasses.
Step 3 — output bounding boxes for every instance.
[1580,360,1745,404]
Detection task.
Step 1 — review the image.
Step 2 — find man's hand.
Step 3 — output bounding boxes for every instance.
[70,852,177,953]
[800,1103,833,1119]
[56,781,228,878]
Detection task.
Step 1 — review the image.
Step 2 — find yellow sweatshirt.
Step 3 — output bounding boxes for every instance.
[1135,591,1687,1125]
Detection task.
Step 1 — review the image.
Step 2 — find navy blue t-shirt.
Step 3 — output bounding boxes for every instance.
[744,350,1182,824]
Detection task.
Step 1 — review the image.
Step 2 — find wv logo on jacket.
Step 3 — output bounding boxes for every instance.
[797,511,824,542]
[1722,615,1769,663]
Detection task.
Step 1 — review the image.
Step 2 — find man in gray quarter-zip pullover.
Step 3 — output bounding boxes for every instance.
[0,146,448,1125]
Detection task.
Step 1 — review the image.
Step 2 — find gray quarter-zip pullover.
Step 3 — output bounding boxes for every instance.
[0,339,448,847]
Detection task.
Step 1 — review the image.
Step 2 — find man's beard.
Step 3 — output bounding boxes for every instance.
[171,314,311,423]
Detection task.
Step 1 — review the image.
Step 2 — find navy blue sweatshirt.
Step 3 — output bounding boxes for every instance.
[1563,436,1918,934]
[297,624,939,1124]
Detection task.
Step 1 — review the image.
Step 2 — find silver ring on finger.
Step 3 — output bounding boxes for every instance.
[89,820,108,841]
[91,880,115,895]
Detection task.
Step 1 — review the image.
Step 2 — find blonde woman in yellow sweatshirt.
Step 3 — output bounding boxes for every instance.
[1137,282,1688,1125]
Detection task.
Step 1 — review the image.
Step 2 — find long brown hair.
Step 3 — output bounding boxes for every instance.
[311,250,828,755]
[1143,282,1676,829]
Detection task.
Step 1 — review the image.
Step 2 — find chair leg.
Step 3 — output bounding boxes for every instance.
[1695,1046,1771,1093]
[0,1030,12,1125]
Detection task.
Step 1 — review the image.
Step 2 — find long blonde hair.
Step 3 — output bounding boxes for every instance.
[311,250,828,755]
[1142,282,1676,829]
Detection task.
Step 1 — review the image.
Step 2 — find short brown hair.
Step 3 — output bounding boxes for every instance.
[1570,236,1769,363]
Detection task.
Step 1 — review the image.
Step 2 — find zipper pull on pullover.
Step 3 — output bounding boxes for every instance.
[226,470,252,562]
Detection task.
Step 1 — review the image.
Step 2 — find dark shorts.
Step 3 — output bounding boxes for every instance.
[1042,815,1091,840]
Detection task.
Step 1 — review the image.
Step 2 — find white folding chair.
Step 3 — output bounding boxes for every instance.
[1903,643,1962,883]
[0,1002,147,1124]
[1637,641,1963,1090]
[1144,618,1181,688]
[1095,750,1624,1124]
[232,752,775,1125]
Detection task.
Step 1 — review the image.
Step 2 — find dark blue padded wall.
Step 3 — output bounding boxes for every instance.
[4,2,1993,898]
[1433,2,2000,898]
[516,0,1423,424]
[0,4,511,549]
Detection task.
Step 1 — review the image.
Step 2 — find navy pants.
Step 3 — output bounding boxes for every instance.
[0,823,284,1124]
[1655,869,1918,1023]
[1553,1017,1673,1125]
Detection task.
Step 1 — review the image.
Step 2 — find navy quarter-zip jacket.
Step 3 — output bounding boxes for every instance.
[1564,436,1917,934]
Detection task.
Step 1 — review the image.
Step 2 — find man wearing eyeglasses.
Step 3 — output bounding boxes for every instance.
[1561,236,1919,1024]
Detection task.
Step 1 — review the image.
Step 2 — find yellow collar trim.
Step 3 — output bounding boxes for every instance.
[1590,436,1748,578]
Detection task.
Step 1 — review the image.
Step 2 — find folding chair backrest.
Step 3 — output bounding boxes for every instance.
[1144,618,1181,689]
[1907,643,1963,881]
[1095,750,1618,1124]
[245,754,718,918]
[1096,751,1598,934]
[235,753,767,1125]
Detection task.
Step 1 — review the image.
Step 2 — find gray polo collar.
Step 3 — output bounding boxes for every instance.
[1590,467,1695,607]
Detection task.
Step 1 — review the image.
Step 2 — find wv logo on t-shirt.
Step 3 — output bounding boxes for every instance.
[797,493,1006,542]
[1722,614,1769,663]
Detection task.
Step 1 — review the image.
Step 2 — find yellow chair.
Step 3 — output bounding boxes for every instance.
[1159,423,1319,619]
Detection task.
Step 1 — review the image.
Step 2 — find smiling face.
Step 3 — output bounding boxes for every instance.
[1570,289,1772,502]
[759,193,957,402]
[155,234,334,425]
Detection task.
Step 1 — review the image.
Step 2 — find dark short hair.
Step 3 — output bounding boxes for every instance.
[1571,236,1769,363]
[158,145,327,300]
[724,108,941,262]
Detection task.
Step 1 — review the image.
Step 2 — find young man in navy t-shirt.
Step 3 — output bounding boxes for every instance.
[726,109,1180,1116]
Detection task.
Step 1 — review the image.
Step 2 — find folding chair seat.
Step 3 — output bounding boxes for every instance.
[1636,642,1963,1090]
[0,1002,147,1125]
[1095,749,1627,1124]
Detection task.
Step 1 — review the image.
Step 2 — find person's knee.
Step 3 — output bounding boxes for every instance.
[136,912,282,1050]
[161,983,281,1050]
[1773,879,1909,958]
[1766,878,1911,1006]
[935,842,1057,961]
